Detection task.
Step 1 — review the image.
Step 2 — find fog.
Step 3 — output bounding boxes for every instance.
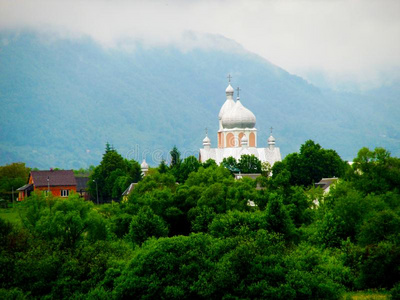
[1,0,399,90]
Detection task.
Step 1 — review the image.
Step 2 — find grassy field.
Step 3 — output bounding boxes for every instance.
[343,290,390,300]
[0,206,22,225]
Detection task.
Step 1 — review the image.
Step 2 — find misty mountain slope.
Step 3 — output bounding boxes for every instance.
[0,32,399,168]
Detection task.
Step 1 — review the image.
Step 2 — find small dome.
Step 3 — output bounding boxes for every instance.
[268,135,275,144]
[225,83,234,94]
[221,99,256,129]
[218,84,235,120]
[241,134,248,144]
[203,134,211,145]
[141,159,149,169]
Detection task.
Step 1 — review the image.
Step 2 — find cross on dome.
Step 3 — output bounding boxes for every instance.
[227,74,232,83]
[270,126,274,134]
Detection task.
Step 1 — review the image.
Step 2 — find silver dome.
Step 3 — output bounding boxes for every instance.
[221,100,256,129]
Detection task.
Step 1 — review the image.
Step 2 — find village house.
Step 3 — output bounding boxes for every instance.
[17,170,77,200]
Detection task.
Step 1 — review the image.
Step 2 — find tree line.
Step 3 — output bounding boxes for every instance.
[0,140,399,299]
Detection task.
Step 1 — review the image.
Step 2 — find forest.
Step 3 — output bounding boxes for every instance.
[0,140,399,299]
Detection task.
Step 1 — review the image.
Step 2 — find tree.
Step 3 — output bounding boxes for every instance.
[22,193,108,249]
[261,161,272,177]
[349,147,400,195]
[209,210,267,238]
[272,140,347,187]
[358,241,400,289]
[127,206,168,245]
[185,165,233,187]
[0,162,30,202]
[357,210,400,246]
[222,156,239,172]
[125,159,142,183]
[238,154,262,173]
[202,159,217,169]
[177,156,201,183]
[169,146,181,169]
[88,144,141,202]
[265,194,296,240]
[158,159,169,174]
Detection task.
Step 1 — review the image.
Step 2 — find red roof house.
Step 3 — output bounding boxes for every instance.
[17,170,77,200]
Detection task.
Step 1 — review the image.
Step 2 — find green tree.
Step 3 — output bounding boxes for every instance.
[185,165,233,187]
[202,159,217,169]
[349,147,400,195]
[169,146,181,168]
[88,144,141,202]
[357,241,400,289]
[238,154,262,173]
[273,140,347,187]
[209,210,267,238]
[158,158,169,174]
[222,156,239,172]
[0,162,30,202]
[127,206,168,245]
[357,210,400,246]
[22,193,108,249]
[177,156,201,183]
[265,194,296,240]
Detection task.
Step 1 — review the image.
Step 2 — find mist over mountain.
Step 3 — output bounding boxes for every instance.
[0,32,399,169]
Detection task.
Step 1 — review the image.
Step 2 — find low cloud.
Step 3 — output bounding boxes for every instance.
[1,0,399,90]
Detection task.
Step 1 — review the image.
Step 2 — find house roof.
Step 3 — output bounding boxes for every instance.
[234,173,262,180]
[75,176,89,191]
[31,170,77,187]
[315,178,338,191]
[122,183,138,196]
[17,183,33,191]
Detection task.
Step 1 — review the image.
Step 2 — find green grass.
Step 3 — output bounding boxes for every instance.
[343,290,390,300]
[0,207,22,225]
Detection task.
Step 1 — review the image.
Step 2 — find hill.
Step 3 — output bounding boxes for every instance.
[0,31,399,168]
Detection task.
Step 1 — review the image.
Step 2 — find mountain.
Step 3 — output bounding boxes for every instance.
[0,31,399,169]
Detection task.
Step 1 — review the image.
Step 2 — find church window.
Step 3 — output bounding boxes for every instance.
[249,133,256,147]
[226,133,235,147]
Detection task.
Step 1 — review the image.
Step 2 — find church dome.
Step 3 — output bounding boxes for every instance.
[141,159,149,169]
[203,134,211,145]
[225,83,234,94]
[221,99,256,129]
[268,135,275,144]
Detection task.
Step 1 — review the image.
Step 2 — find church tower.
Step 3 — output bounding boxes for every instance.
[220,86,257,148]
[199,76,282,166]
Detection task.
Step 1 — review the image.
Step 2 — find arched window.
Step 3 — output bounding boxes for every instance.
[218,132,224,148]
[226,133,235,147]
[249,132,256,147]
[238,132,244,146]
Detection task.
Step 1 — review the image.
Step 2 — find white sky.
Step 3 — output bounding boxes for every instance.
[1,0,399,90]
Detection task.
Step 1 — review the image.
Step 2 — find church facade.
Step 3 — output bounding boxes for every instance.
[199,80,282,166]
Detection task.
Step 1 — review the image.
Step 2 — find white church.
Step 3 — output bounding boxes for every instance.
[199,78,282,166]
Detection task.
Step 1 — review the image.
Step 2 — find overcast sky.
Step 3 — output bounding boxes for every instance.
[1,0,399,90]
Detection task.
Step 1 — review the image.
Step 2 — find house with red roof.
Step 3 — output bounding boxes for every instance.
[17,170,77,201]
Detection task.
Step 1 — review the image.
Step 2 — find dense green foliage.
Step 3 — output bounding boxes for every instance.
[88,144,142,202]
[0,143,399,299]
[272,140,348,187]
[0,163,30,202]
[222,155,262,174]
